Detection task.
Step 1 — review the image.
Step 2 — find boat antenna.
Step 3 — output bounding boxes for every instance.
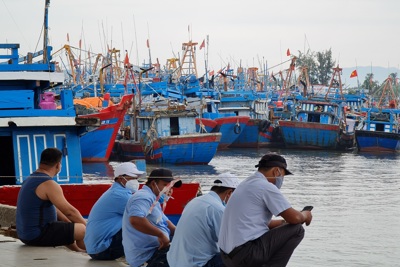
[147,22,152,66]
[43,0,50,64]
[132,14,139,65]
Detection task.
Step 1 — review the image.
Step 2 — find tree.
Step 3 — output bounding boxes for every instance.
[315,49,335,85]
[297,48,335,85]
[361,73,380,94]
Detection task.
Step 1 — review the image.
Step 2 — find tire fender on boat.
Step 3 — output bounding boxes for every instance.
[234,124,241,134]
[259,120,271,132]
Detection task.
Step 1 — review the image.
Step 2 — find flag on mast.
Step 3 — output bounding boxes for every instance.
[286,48,291,56]
[199,39,205,50]
[146,39,150,48]
[350,70,358,78]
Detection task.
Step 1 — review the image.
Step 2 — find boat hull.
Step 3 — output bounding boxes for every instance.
[279,120,340,149]
[229,119,273,148]
[355,130,400,152]
[0,183,200,225]
[79,95,133,162]
[116,133,222,165]
[214,116,250,149]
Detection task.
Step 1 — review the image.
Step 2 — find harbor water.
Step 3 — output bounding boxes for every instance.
[83,148,400,267]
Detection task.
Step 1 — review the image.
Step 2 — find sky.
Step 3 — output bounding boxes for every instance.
[1,0,399,79]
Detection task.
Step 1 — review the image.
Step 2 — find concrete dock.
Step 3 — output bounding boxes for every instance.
[0,204,127,266]
[0,234,128,267]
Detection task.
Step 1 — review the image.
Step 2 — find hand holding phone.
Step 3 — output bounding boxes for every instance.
[301,206,313,211]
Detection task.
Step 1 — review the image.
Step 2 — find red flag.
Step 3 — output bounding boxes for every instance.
[124,52,130,67]
[67,33,70,42]
[286,48,291,56]
[199,39,205,50]
[146,39,150,48]
[350,70,358,78]
[79,39,82,49]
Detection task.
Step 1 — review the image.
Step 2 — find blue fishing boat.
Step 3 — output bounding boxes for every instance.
[355,77,400,152]
[0,1,200,224]
[114,101,221,164]
[76,93,133,162]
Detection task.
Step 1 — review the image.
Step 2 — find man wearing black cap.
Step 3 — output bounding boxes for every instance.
[219,153,313,267]
[122,168,182,267]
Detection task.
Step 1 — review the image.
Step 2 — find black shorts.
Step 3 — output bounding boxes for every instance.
[21,221,75,247]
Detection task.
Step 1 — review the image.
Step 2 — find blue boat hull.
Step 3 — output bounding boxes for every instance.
[229,119,273,148]
[356,130,400,152]
[279,121,340,149]
[116,133,221,165]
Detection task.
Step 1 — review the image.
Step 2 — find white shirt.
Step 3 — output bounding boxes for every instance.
[218,171,291,253]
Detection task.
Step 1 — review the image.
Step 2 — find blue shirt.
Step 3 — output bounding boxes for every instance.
[84,182,132,254]
[16,172,56,241]
[122,185,170,267]
[167,191,224,267]
[218,171,291,254]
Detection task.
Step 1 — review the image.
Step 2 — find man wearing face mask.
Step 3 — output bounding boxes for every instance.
[85,161,145,260]
[167,173,241,267]
[219,153,313,267]
[122,168,182,267]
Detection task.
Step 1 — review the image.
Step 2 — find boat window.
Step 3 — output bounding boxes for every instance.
[375,123,385,132]
[170,117,179,136]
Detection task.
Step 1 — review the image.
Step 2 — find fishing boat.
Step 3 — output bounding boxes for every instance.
[0,0,200,224]
[278,66,356,150]
[355,77,400,152]
[76,93,134,162]
[114,101,221,164]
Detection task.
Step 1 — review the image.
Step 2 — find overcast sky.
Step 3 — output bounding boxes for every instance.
[1,0,399,76]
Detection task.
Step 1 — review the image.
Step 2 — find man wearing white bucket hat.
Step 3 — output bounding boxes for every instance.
[85,162,145,260]
[167,172,241,267]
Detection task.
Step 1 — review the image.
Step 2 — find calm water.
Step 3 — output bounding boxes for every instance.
[83,148,400,267]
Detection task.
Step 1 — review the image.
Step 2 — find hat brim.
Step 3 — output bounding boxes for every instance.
[283,168,293,175]
[159,178,182,188]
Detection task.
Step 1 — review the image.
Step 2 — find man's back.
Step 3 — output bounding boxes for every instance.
[85,182,131,254]
[167,191,224,267]
[16,173,56,241]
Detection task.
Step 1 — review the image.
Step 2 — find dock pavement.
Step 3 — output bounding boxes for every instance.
[0,234,128,267]
[0,204,127,267]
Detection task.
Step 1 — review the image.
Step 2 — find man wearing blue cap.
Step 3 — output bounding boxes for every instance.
[219,153,313,267]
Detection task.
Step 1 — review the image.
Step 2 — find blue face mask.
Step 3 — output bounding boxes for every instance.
[158,194,165,204]
[275,169,284,189]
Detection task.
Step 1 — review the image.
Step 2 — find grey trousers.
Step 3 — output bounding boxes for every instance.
[221,224,305,267]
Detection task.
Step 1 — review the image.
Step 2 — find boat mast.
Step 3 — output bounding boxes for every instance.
[43,0,50,64]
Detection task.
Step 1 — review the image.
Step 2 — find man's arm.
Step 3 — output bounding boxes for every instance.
[130,216,170,249]
[279,207,312,226]
[37,180,86,225]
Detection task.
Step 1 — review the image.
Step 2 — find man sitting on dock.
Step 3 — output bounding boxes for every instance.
[16,148,87,252]
[122,168,182,267]
[218,153,313,267]
[84,162,145,260]
[167,173,241,267]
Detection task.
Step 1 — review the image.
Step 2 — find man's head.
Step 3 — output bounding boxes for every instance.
[114,162,145,191]
[39,148,63,175]
[255,153,293,188]
[146,168,182,195]
[211,172,241,204]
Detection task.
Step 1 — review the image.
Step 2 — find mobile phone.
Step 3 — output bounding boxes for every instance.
[301,206,313,211]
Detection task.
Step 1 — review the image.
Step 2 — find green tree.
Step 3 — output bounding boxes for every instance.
[297,50,318,84]
[315,49,335,85]
[297,48,336,85]
[361,73,380,94]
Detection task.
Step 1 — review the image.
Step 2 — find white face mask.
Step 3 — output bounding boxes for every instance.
[275,169,284,189]
[125,179,139,193]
